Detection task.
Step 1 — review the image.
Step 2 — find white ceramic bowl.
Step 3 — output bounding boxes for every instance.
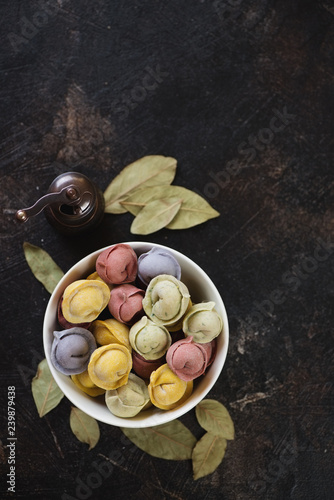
[43,242,229,428]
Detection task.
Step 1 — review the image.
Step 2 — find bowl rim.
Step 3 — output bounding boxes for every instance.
[43,241,229,428]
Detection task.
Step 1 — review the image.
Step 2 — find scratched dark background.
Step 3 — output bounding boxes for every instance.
[1,0,334,499]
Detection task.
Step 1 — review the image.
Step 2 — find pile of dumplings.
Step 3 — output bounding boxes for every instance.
[51,244,223,418]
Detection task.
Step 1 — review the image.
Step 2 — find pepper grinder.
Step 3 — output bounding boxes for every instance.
[15,172,105,234]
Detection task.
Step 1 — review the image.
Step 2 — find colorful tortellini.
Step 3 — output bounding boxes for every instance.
[105,373,150,417]
[137,247,181,286]
[51,327,97,375]
[50,243,224,419]
[62,279,110,324]
[91,318,131,351]
[88,344,132,390]
[71,369,106,397]
[142,274,190,327]
[129,316,171,360]
[148,364,193,410]
[183,301,223,343]
[108,284,144,325]
[96,243,138,285]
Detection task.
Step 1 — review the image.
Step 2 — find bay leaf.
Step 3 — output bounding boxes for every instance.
[121,185,219,229]
[23,242,64,294]
[69,407,100,450]
[192,432,227,480]
[121,420,197,460]
[130,197,182,235]
[196,399,235,440]
[167,191,219,229]
[31,359,64,417]
[104,155,177,214]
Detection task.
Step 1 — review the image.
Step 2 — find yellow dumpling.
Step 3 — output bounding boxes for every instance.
[88,344,132,390]
[71,369,105,397]
[91,319,131,351]
[62,280,110,324]
[148,364,193,410]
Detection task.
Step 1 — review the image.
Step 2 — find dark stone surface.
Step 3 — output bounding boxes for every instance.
[1,1,333,499]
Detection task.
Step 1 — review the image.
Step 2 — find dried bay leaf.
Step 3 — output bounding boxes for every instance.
[120,185,166,216]
[167,199,219,230]
[121,185,219,229]
[130,197,182,235]
[70,407,100,450]
[23,242,64,294]
[104,155,177,214]
[121,420,197,460]
[192,433,227,480]
[31,359,64,417]
[196,399,235,440]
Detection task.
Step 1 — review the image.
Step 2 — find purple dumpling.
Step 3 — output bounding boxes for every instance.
[51,327,97,375]
[137,247,181,286]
